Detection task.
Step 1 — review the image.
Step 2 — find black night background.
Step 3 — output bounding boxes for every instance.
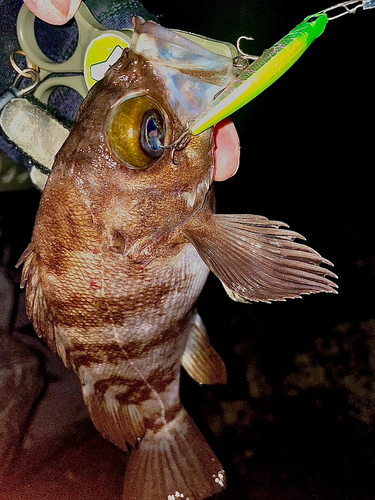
[0,1,374,498]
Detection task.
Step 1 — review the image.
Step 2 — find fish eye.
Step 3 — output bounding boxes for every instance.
[106,96,166,170]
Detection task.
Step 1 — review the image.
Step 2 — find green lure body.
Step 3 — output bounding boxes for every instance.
[189,13,328,136]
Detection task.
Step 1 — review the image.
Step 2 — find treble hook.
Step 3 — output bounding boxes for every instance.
[233,36,259,69]
[162,128,192,165]
[236,36,259,60]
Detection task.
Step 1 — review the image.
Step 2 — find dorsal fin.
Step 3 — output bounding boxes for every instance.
[16,245,70,365]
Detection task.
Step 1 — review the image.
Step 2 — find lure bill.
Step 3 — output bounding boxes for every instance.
[187,0,374,137]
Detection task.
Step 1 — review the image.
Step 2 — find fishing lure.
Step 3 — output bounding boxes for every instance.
[174,0,375,143]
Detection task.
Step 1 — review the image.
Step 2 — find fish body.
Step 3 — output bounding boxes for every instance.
[18,18,337,500]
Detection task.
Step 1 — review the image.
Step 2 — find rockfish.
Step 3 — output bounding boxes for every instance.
[18,17,337,500]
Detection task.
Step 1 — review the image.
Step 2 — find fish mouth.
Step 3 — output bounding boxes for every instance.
[131,17,237,124]
[130,16,240,179]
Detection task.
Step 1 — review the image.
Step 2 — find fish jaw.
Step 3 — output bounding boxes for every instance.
[131,17,237,123]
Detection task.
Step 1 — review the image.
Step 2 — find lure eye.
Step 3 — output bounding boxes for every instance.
[106,96,166,170]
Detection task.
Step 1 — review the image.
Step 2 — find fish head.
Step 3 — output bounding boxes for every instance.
[47,17,237,249]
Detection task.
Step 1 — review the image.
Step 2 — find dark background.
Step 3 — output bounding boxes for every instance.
[1,1,374,499]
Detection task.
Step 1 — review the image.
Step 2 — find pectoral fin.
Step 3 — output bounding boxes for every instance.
[182,311,227,385]
[183,211,337,303]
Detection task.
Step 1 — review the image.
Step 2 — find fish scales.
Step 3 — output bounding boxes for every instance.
[18,17,337,500]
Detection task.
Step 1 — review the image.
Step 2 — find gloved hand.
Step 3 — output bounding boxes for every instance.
[23,0,241,181]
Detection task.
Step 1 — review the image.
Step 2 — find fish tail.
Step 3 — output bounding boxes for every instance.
[123,407,225,500]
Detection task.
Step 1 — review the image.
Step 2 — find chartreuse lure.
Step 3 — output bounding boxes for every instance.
[183,0,375,138]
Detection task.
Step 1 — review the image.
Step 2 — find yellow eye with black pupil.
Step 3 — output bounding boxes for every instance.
[106,96,166,170]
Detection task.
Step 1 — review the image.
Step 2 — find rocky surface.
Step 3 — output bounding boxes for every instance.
[0,333,44,483]
[0,191,91,498]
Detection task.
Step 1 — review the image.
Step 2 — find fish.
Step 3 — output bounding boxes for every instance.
[17,17,337,500]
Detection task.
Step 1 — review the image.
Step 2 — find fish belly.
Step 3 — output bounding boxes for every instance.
[52,243,210,443]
